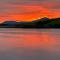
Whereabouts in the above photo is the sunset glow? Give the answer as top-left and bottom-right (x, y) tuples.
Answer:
(0, 0), (60, 22)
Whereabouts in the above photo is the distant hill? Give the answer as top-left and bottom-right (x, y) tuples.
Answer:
(0, 17), (60, 28)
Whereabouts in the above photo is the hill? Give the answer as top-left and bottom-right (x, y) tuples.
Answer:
(0, 17), (60, 28)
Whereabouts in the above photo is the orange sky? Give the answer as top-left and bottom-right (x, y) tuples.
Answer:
(0, 0), (60, 22)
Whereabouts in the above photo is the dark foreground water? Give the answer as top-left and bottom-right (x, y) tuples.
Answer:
(0, 28), (60, 60)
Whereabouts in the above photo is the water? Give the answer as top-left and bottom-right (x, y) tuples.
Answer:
(0, 28), (60, 60)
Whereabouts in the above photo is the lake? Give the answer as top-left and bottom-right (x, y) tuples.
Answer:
(0, 28), (60, 60)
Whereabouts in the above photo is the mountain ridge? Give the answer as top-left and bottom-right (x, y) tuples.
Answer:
(0, 17), (60, 28)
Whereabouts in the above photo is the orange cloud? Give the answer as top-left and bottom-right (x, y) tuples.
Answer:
(0, 4), (60, 22)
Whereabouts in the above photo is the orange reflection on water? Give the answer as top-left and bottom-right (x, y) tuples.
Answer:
(0, 29), (59, 52)
(16, 33), (56, 48)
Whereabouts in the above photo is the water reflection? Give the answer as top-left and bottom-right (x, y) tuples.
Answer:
(0, 29), (60, 60)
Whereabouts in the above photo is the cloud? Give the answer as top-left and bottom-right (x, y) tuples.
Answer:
(38, 2), (60, 10)
(0, 0), (59, 21)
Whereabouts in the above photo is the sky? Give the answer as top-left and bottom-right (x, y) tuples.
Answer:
(0, 0), (60, 22)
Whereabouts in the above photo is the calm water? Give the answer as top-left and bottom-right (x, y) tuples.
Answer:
(0, 28), (60, 60)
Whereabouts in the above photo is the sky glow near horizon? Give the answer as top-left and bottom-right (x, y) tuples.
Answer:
(0, 0), (60, 22)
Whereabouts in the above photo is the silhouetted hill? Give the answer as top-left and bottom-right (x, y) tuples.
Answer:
(32, 17), (49, 23)
(44, 18), (60, 28)
(0, 17), (60, 28)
